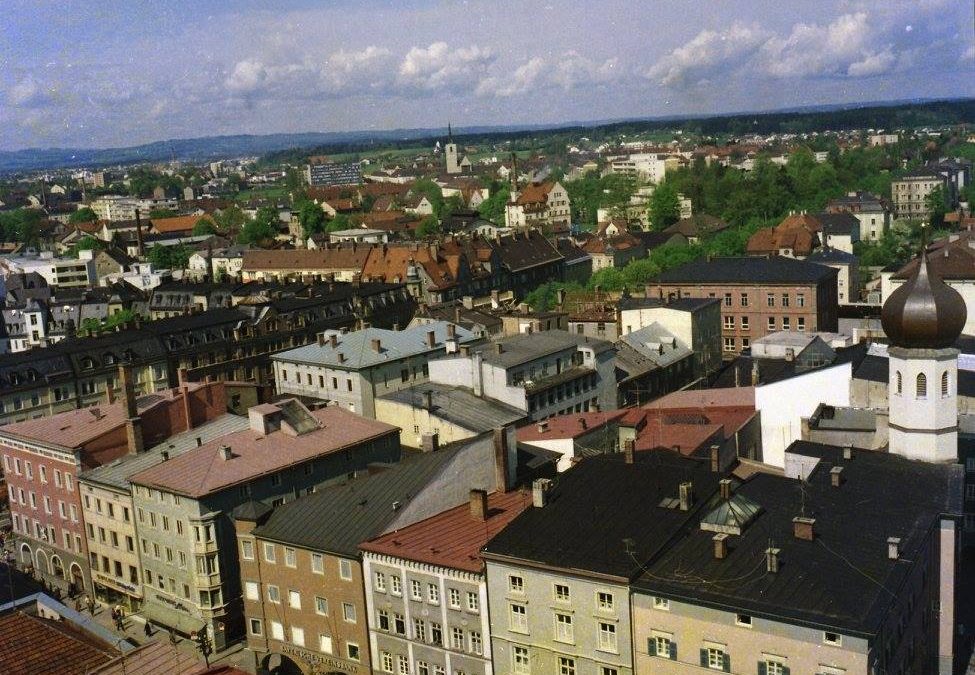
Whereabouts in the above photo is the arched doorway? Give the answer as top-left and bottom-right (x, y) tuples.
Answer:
(260, 653), (306, 675)
(19, 543), (32, 565)
(51, 555), (65, 580)
(35, 549), (49, 575)
(69, 563), (85, 592)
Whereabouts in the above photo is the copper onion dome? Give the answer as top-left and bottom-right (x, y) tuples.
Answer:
(881, 245), (967, 349)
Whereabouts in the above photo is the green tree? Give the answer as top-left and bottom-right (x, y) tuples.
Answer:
(213, 205), (247, 234)
(69, 235), (105, 258)
(925, 186), (947, 229)
(296, 200), (326, 237)
(416, 215), (441, 238)
(648, 182), (681, 230)
(192, 217), (217, 236)
(237, 207), (279, 245)
(147, 244), (190, 270)
(477, 184), (510, 224)
(325, 214), (352, 233)
(148, 208), (179, 219)
(68, 207), (98, 224)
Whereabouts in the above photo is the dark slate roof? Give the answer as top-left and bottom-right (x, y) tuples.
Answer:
(482, 451), (720, 580)
(816, 212), (860, 236)
(378, 383), (526, 432)
(251, 445), (465, 556)
(806, 247), (857, 264)
(713, 343), (867, 388)
(618, 296), (718, 312)
(636, 441), (963, 636)
(496, 231), (564, 272)
(658, 256), (837, 285)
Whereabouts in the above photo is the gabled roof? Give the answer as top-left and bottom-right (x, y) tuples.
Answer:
(495, 230), (563, 272)
(149, 215), (208, 234)
(514, 181), (555, 206)
(663, 214), (729, 238)
(517, 410), (627, 442)
(242, 247), (370, 271)
(0, 612), (117, 674)
(360, 490), (533, 573)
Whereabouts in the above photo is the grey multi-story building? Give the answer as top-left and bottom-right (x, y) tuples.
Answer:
(128, 400), (400, 649)
(304, 162), (362, 187)
(428, 330), (618, 421)
(482, 451), (720, 675)
(272, 322), (477, 418)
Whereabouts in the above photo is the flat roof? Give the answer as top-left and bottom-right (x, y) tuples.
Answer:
(378, 383), (526, 432)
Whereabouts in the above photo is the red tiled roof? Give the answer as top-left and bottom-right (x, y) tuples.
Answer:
(242, 247), (370, 272)
(0, 612), (117, 674)
(90, 640), (203, 675)
(150, 215), (209, 234)
(514, 181), (555, 206)
(360, 490), (533, 573)
(517, 411), (628, 442)
(130, 405), (397, 498)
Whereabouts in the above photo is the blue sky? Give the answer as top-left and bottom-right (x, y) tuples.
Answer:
(1, 0), (972, 150)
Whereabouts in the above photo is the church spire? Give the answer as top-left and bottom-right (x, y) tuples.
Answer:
(448, 122), (453, 143)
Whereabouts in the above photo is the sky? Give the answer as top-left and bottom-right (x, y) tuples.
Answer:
(1, 0), (973, 151)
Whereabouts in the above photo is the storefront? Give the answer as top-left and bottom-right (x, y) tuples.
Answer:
(92, 571), (142, 612)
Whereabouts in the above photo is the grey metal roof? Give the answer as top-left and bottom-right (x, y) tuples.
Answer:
(475, 330), (613, 369)
(621, 323), (693, 368)
(272, 321), (477, 370)
(79, 414), (249, 491)
(252, 444), (466, 556)
(699, 492), (763, 535)
(378, 383), (526, 432)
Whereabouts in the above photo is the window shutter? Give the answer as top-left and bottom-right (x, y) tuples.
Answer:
(758, 662), (767, 675)
(670, 641), (677, 660)
(724, 654), (731, 673)
(648, 638), (657, 656)
(781, 666), (790, 675)
(700, 649), (709, 668)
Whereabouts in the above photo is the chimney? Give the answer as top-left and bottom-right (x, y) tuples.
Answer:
(105, 385), (115, 405)
(493, 428), (511, 493)
(785, 348), (795, 362)
(579, 418), (588, 430)
(678, 481), (693, 511)
(710, 445), (720, 472)
(338, 352), (346, 363)
(329, 334), (338, 348)
(447, 323), (456, 339)
(623, 439), (635, 464)
(830, 465), (844, 487)
(317, 333), (325, 347)
(532, 478), (552, 508)
(537, 421), (548, 433)
(426, 330), (436, 348)
(469, 489), (488, 521)
(713, 533), (729, 560)
(793, 516), (816, 541)
(766, 547), (781, 572)
(843, 445), (853, 460)
(750, 362), (760, 386)
(421, 432), (439, 453)
(495, 343), (504, 355)
(462, 296), (474, 309)
(118, 365), (143, 454)
(195, 437), (203, 447)
(887, 536), (901, 560)
(588, 401), (600, 413)
(219, 445), (232, 460)
(160, 450), (170, 461)
(423, 390), (433, 410)
(181, 382), (194, 433)
(719, 478), (732, 500)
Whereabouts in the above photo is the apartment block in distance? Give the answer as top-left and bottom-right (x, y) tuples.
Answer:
(651, 256), (838, 358)
(304, 161), (363, 187)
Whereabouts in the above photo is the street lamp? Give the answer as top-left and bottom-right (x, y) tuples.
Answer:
(190, 629), (212, 668)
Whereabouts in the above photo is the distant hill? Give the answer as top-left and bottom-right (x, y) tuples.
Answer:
(2, 98), (973, 174)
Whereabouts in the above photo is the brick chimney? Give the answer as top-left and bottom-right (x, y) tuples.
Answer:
(710, 444), (720, 472)
(329, 334), (338, 348)
(469, 489), (488, 521)
(719, 478), (732, 500)
(623, 439), (635, 464)
(421, 432), (439, 453)
(494, 343), (504, 355)
(713, 533), (729, 559)
(793, 516), (816, 541)
(426, 330), (436, 348)
(423, 390), (433, 410)
(317, 333), (325, 347)
(371, 338), (382, 352)
(446, 323), (456, 339)
(532, 478), (552, 508)
(493, 428), (510, 493)
(118, 365), (143, 454)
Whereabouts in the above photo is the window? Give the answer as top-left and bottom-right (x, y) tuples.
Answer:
(466, 591), (479, 612)
(413, 618), (427, 642)
(653, 596), (670, 610)
(394, 613), (406, 635)
(249, 618), (263, 636)
(513, 645), (531, 674)
(942, 371), (950, 398)
(598, 622), (617, 652)
(723, 316), (735, 330)
(397, 656), (409, 675)
(740, 316), (749, 330)
(797, 293), (805, 307)
(559, 657), (576, 675)
(469, 631), (482, 655)
(263, 543), (275, 563)
(288, 589), (301, 609)
(782, 316), (790, 330)
(411, 579), (422, 600)
(377, 609), (390, 630)
(346, 643), (360, 662)
(602, 669), (619, 675)
(510, 603), (528, 632)
(766, 293), (775, 307)
(431, 622), (442, 645)
(650, 633), (675, 659)
(916, 373), (927, 398)
(391, 575), (402, 596)
(417, 662), (429, 675)
(554, 584), (570, 602)
(765, 660), (787, 675)
(267, 585), (281, 603)
(451, 627), (464, 650)
(319, 634), (333, 654)
(740, 293), (749, 307)
(339, 558), (352, 580)
(270, 473), (281, 487)
(291, 626), (305, 647)
(427, 583), (439, 603)
(315, 596), (328, 615)
(381, 652), (394, 673)
(597, 591), (615, 611)
(448, 587), (460, 607)
(374, 571), (386, 591)
(703, 647), (728, 671)
(797, 317), (805, 331)
(767, 317), (776, 331)
(241, 540), (254, 560)
(723, 337), (735, 352)
(270, 621), (284, 640)
(342, 602), (356, 623)
(736, 614), (752, 627)
(554, 613), (573, 643)
(311, 552), (324, 574)
(723, 293), (732, 307)
(896, 370), (903, 395)
(781, 293), (789, 307)
(284, 547), (296, 567)
(823, 632), (842, 646)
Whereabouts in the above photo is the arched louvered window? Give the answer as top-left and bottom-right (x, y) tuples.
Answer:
(916, 373), (927, 399)
(895, 371), (902, 395)
(942, 371), (949, 398)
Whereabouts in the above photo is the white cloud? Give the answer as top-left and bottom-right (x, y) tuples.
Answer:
(552, 52), (619, 90)
(323, 46), (392, 92)
(225, 59), (268, 94)
(760, 12), (873, 78)
(397, 42), (495, 91)
(8, 76), (47, 107)
(847, 49), (897, 77)
(476, 57), (546, 97)
(646, 22), (770, 86)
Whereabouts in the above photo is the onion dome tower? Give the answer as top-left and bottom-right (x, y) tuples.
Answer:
(881, 242), (967, 462)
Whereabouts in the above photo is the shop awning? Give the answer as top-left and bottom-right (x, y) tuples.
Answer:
(142, 601), (206, 636)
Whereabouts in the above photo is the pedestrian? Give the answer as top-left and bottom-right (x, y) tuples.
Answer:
(144, 622), (152, 638)
(74, 598), (82, 613)
(86, 596), (95, 615)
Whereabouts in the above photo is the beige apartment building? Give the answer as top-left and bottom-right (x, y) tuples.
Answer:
(891, 169), (946, 220)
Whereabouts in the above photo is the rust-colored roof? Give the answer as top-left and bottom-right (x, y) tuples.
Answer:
(360, 490), (533, 573)
(90, 640), (203, 675)
(0, 612), (117, 674)
(323, 198), (356, 211)
(514, 181), (555, 206)
(242, 247), (370, 271)
(150, 215), (209, 234)
(130, 405), (397, 498)
(746, 218), (819, 256)
(894, 233), (975, 281)
(363, 245), (465, 291)
(517, 411), (628, 442)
